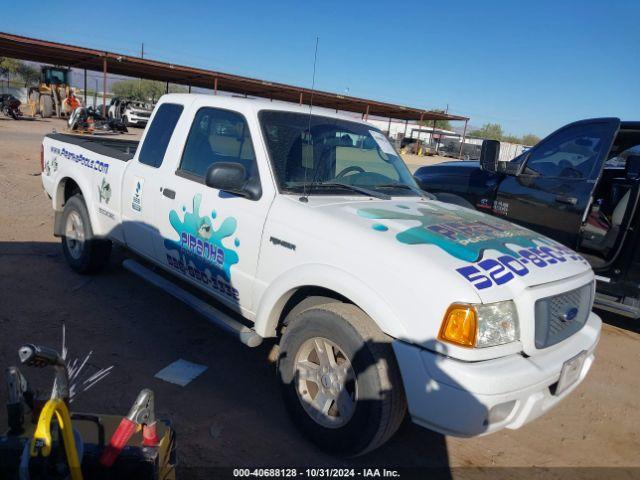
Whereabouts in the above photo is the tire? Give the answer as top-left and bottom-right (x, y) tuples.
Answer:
(61, 194), (112, 274)
(40, 95), (53, 118)
(278, 303), (406, 456)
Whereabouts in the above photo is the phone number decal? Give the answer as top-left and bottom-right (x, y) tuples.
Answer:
(456, 244), (586, 290)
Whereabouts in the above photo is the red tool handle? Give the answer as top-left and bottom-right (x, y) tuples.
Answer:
(99, 417), (137, 467)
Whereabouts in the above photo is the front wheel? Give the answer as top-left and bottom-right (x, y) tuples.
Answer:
(278, 303), (406, 456)
(61, 194), (112, 274)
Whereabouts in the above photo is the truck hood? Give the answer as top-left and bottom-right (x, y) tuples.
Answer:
(303, 196), (592, 304)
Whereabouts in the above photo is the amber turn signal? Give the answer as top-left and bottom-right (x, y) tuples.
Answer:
(438, 304), (477, 348)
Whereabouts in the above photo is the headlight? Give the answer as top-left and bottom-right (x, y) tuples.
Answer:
(439, 301), (519, 348)
(475, 301), (519, 348)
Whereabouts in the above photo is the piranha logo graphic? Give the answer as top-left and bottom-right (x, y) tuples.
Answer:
(357, 203), (586, 290)
(164, 194), (240, 300)
(98, 178), (111, 204)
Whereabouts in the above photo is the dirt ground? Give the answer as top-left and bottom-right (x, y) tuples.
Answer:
(0, 117), (639, 475)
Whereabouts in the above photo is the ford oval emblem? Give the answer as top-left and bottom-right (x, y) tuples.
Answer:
(561, 307), (579, 322)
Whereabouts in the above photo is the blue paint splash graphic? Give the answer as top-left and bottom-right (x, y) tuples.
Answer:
(372, 223), (389, 232)
(358, 204), (543, 263)
(164, 194), (239, 282)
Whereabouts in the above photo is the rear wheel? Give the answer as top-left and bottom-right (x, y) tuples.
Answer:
(278, 303), (406, 456)
(39, 95), (53, 118)
(61, 194), (112, 274)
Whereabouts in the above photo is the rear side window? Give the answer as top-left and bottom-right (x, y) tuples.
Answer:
(179, 107), (258, 180)
(138, 103), (183, 168)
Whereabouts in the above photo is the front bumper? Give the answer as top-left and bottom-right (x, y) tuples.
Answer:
(393, 311), (601, 437)
(126, 114), (149, 125)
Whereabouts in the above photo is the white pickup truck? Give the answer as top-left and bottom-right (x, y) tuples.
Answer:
(41, 94), (601, 455)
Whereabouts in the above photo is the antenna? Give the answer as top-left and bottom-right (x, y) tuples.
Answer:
(300, 36), (319, 203)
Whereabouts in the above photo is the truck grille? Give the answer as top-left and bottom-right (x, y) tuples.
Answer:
(534, 282), (593, 349)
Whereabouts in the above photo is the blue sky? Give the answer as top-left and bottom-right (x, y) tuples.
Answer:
(3, 0), (638, 136)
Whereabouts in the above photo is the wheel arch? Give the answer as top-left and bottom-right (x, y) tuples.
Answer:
(253, 264), (407, 340)
(53, 175), (96, 237)
(54, 176), (83, 211)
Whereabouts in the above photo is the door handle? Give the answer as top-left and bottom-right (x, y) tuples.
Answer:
(162, 188), (176, 199)
(555, 195), (577, 205)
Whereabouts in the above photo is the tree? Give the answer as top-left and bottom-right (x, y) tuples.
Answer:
(0, 57), (19, 80)
(502, 134), (521, 144)
(15, 62), (40, 87)
(521, 133), (541, 146)
(469, 123), (504, 141)
(421, 109), (452, 131)
(112, 79), (187, 103)
(468, 121), (541, 145)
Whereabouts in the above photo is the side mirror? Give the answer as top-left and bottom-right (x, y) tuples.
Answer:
(480, 140), (500, 173)
(205, 162), (261, 200)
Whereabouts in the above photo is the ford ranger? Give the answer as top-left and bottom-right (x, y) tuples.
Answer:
(41, 94), (601, 455)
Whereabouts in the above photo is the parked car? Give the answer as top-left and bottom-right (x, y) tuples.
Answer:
(41, 94), (601, 455)
(414, 118), (640, 318)
(107, 97), (153, 127)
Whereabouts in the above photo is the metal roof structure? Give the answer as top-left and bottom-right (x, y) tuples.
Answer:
(0, 32), (468, 123)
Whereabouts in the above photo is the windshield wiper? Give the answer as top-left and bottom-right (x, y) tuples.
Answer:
(303, 182), (391, 200)
(374, 183), (436, 200)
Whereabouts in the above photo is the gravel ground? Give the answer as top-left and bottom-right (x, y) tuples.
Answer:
(0, 117), (639, 476)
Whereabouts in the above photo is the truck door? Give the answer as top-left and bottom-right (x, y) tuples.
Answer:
(121, 103), (184, 260)
(494, 118), (620, 248)
(152, 105), (274, 315)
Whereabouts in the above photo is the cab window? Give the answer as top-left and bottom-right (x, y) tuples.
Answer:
(179, 107), (258, 182)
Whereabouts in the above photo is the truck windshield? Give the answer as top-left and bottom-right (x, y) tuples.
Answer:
(259, 110), (421, 196)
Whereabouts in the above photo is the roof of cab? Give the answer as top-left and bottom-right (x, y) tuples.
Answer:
(157, 93), (373, 126)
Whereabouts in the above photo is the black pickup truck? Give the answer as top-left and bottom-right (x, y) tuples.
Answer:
(414, 118), (640, 318)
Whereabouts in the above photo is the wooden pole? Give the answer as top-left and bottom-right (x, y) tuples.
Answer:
(433, 119), (439, 154)
(458, 119), (468, 160)
(418, 113), (424, 154)
(102, 57), (107, 112)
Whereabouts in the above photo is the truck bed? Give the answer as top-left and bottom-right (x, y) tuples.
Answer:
(46, 133), (138, 161)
